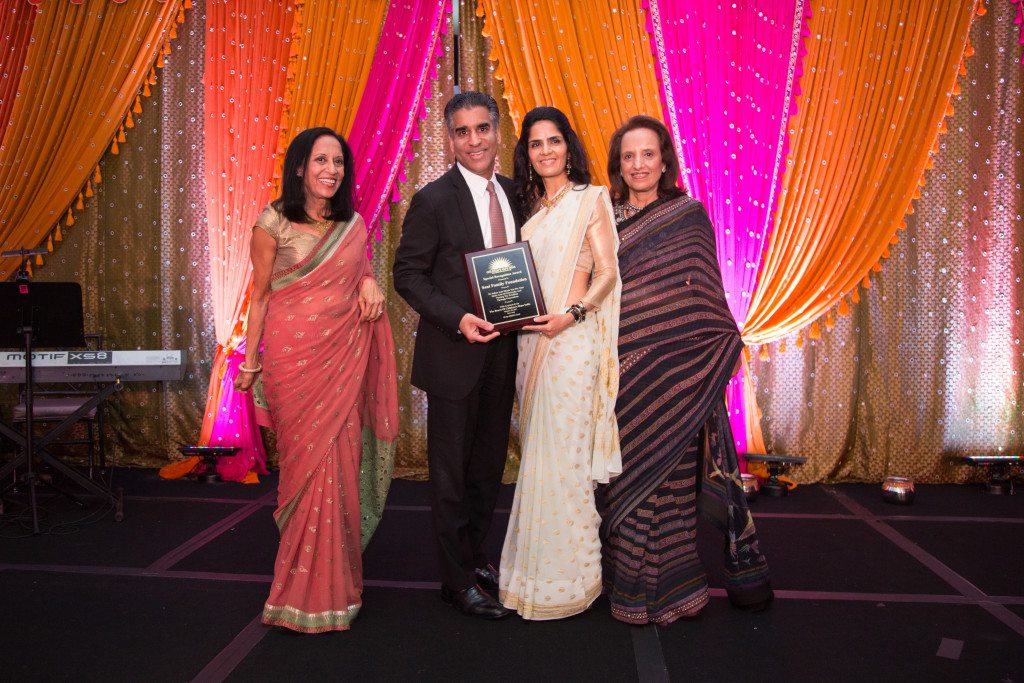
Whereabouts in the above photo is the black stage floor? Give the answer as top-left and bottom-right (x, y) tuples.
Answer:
(1, 468), (1022, 682)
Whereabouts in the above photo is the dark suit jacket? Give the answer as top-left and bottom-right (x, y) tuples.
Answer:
(393, 166), (521, 400)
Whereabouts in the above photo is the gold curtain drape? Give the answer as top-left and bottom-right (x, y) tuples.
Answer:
(742, 0), (979, 345)
(274, 0), (387, 183)
(0, 0), (182, 280)
(475, 0), (663, 185)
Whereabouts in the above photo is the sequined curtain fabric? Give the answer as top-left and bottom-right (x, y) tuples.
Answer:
(750, 5), (1023, 483)
(0, 2), (35, 141)
(197, 0), (297, 476)
(475, 0), (663, 186)
(5, 3), (214, 468)
(644, 0), (812, 457)
(346, 0), (451, 236)
(743, 1), (978, 345)
(203, 0), (296, 347)
(379, 21), (452, 480)
(645, 0), (810, 326)
(275, 0), (386, 171)
(385, 1), (524, 479)
(0, 0), (183, 280)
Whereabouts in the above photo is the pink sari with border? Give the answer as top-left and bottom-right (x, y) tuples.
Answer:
(258, 212), (398, 633)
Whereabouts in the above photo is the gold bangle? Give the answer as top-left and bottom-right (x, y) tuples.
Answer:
(238, 363), (263, 373)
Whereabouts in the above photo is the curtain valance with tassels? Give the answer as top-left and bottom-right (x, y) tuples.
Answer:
(0, 0), (184, 280)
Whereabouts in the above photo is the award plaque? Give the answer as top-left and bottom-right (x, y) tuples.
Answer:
(464, 241), (546, 333)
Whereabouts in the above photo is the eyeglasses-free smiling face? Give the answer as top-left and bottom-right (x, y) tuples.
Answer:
(301, 135), (345, 208)
(618, 127), (665, 199)
(527, 119), (569, 180)
(448, 105), (499, 178)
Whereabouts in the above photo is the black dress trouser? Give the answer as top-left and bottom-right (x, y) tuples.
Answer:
(426, 334), (517, 591)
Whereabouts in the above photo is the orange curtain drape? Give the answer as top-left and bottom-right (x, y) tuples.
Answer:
(274, 0), (387, 186)
(203, 0), (297, 349)
(476, 0), (663, 185)
(195, 0), (298, 455)
(195, 1), (387, 456)
(741, 1), (978, 345)
(0, 0), (182, 280)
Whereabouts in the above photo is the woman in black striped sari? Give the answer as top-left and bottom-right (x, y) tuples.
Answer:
(600, 116), (772, 625)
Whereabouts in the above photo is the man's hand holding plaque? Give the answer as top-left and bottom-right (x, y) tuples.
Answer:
(464, 241), (546, 334)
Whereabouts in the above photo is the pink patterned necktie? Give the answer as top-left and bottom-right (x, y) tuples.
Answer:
(487, 181), (507, 247)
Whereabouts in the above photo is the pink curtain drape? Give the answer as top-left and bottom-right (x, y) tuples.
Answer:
(349, 0), (451, 238)
(1010, 0), (1023, 63)
(645, 0), (812, 456)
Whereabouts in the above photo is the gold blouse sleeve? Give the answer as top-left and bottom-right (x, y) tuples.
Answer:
(254, 204), (282, 238)
(578, 190), (619, 311)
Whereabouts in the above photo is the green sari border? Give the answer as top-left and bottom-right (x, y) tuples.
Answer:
(263, 602), (360, 633)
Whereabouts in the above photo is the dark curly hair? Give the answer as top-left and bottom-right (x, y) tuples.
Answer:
(607, 115), (685, 205)
(274, 127), (355, 223)
(513, 106), (591, 215)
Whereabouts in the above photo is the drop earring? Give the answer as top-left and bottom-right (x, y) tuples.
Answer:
(566, 156), (572, 178)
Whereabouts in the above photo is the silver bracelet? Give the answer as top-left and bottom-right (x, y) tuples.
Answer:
(566, 303), (586, 324)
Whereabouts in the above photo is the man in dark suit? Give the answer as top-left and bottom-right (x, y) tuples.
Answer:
(393, 91), (520, 619)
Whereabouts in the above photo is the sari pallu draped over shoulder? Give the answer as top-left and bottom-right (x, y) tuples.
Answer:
(258, 213), (398, 633)
(601, 196), (771, 616)
(500, 185), (621, 621)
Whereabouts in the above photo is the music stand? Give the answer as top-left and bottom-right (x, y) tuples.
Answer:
(0, 282), (124, 533)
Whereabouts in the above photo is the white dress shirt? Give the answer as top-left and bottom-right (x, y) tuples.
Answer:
(456, 162), (516, 248)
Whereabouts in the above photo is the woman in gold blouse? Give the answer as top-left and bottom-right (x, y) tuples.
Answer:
(234, 127), (398, 633)
(498, 107), (622, 620)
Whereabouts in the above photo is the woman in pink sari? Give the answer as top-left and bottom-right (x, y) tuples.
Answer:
(235, 127), (398, 633)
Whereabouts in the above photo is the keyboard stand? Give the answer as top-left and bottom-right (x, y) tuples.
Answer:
(0, 381), (125, 529)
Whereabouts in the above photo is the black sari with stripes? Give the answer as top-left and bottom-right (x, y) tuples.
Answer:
(600, 195), (772, 624)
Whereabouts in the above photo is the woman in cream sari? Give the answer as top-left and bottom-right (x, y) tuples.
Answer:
(499, 107), (621, 620)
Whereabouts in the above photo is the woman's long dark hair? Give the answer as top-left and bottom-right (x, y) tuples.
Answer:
(513, 107), (591, 215)
(607, 115), (685, 205)
(275, 127), (355, 223)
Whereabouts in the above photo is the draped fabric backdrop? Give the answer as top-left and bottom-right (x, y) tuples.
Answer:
(743, 1), (979, 345)
(1, 1), (1019, 484)
(645, 0), (979, 457)
(750, 3), (1023, 483)
(476, 0), (664, 185)
(0, 0), (183, 280)
(0, 2), (35, 147)
(2, 2), (214, 467)
(644, 0), (812, 457)
(198, 0), (296, 480)
(195, 0), (450, 480)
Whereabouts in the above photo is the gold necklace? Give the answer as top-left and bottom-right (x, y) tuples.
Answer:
(538, 182), (573, 211)
(310, 219), (333, 235)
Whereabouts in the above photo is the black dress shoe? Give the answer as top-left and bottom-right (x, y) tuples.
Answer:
(474, 563), (500, 590)
(730, 590), (775, 613)
(441, 584), (511, 620)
